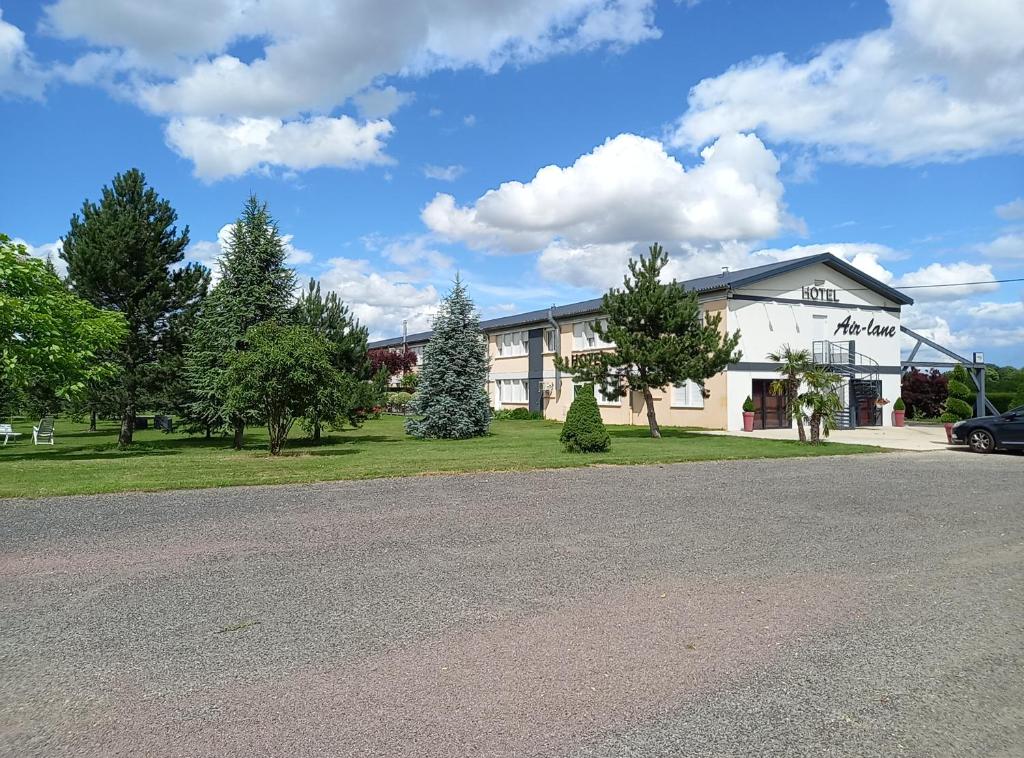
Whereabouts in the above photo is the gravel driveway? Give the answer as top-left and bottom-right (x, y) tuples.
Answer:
(1, 451), (1022, 757)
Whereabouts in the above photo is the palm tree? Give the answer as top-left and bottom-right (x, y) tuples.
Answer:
(799, 368), (845, 443)
(768, 345), (812, 442)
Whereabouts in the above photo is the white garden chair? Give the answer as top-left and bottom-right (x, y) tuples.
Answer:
(33, 417), (55, 445)
(0, 423), (22, 446)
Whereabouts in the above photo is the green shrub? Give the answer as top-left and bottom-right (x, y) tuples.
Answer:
(389, 391), (414, 412)
(560, 384), (611, 453)
(493, 407), (542, 420)
(1011, 383), (1024, 411)
(742, 395), (755, 412)
(893, 397), (905, 411)
(986, 391), (1017, 413)
(939, 365), (975, 422)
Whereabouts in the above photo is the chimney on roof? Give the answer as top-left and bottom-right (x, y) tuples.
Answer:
(721, 266), (729, 276)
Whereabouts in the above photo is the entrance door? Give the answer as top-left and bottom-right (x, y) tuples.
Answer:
(751, 379), (789, 430)
(852, 379), (882, 426)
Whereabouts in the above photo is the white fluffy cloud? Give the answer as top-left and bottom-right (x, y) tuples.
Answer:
(671, 0), (1024, 164)
(13, 237), (66, 276)
(165, 116), (394, 181)
(423, 164), (465, 182)
(185, 223), (315, 281)
(976, 232), (1024, 260)
(42, 0), (657, 116)
(353, 86), (413, 119)
(424, 132), (788, 255)
(895, 261), (999, 300)
(967, 301), (1024, 321)
(35, 1), (658, 177)
(995, 198), (1024, 221)
(319, 257), (439, 339)
(0, 9), (45, 98)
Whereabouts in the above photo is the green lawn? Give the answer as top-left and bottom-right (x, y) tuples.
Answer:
(0, 416), (884, 499)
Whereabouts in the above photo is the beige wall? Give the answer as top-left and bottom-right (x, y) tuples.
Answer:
(486, 300), (730, 429)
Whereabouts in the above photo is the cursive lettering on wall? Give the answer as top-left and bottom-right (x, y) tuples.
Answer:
(833, 315), (897, 338)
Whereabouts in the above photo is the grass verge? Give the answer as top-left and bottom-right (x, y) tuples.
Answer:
(0, 415), (884, 499)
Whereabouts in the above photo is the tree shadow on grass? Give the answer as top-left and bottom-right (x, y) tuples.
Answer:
(607, 427), (708, 440)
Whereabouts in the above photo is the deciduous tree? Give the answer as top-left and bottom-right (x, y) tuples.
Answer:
(1, 234), (126, 407)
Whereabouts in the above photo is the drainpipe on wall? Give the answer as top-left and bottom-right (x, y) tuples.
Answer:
(547, 305), (561, 394)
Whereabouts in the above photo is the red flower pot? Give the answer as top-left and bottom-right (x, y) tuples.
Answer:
(893, 409), (905, 427)
(944, 422), (953, 444)
(742, 411), (755, 432)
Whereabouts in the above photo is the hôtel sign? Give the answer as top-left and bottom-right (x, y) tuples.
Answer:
(801, 285), (838, 303)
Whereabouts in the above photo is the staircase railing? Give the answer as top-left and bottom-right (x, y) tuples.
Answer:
(811, 340), (881, 429)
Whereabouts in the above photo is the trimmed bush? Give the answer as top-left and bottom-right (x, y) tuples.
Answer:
(742, 395), (755, 412)
(560, 384), (611, 453)
(893, 397), (905, 411)
(939, 365), (975, 423)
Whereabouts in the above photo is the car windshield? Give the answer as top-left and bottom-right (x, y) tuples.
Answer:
(1009, 405), (1024, 415)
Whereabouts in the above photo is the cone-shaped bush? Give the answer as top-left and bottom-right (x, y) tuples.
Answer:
(939, 364), (975, 422)
(560, 384), (611, 453)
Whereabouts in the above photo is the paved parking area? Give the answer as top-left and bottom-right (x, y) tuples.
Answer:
(706, 423), (951, 450)
(1, 451), (1022, 756)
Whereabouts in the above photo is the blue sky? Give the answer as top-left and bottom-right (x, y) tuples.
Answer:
(1, 0), (1022, 362)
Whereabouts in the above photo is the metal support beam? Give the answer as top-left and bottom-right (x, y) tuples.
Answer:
(900, 326), (973, 365)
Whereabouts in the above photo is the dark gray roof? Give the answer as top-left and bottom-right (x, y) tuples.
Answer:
(368, 252), (913, 348)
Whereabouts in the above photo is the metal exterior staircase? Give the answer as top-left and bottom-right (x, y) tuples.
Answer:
(811, 340), (881, 429)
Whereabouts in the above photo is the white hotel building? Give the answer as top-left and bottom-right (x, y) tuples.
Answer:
(370, 253), (914, 431)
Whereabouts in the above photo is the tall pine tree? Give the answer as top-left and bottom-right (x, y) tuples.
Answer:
(292, 278), (370, 440)
(61, 169), (208, 447)
(183, 196), (295, 448)
(554, 243), (741, 438)
(405, 276), (491, 439)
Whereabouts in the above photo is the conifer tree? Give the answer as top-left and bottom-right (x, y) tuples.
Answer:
(560, 384), (611, 452)
(183, 196), (295, 448)
(292, 278), (370, 440)
(405, 276), (491, 439)
(940, 364), (976, 422)
(60, 169), (208, 447)
(554, 243), (741, 438)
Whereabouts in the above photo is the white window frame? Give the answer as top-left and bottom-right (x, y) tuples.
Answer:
(671, 379), (705, 409)
(543, 328), (557, 353)
(576, 381), (621, 407)
(495, 378), (529, 407)
(495, 330), (528, 358)
(573, 319), (613, 351)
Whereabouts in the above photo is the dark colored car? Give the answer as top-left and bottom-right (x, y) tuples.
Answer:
(951, 405), (1024, 453)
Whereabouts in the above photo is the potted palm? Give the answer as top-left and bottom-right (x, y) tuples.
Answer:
(892, 397), (906, 427)
(742, 395), (755, 432)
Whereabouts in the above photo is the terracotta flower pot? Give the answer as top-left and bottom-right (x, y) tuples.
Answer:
(944, 422), (953, 444)
(742, 411), (755, 432)
(893, 409), (905, 427)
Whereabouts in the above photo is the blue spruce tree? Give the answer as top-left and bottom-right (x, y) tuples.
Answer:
(406, 276), (491, 439)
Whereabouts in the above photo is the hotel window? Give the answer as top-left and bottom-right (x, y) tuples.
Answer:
(544, 328), (557, 353)
(573, 319), (613, 351)
(408, 344), (425, 366)
(496, 330), (528, 358)
(671, 380), (705, 409)
(497, 378), (529, 406)
(583, 382), (621, 406)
